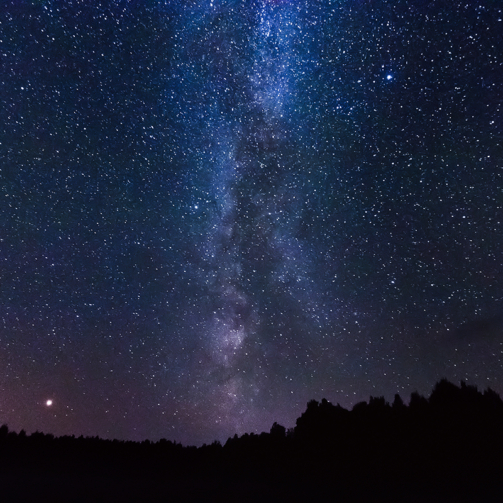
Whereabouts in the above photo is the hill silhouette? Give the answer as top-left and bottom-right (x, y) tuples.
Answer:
(1, 379), (503, 502)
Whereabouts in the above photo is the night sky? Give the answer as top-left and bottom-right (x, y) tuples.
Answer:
(1, 0), (502, 446)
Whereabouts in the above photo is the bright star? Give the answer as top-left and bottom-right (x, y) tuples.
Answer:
(46, 399), (53, 406)
(387, 74), (393, 80)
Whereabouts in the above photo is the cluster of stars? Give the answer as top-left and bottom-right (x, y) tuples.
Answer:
(0, 0), (501, 446)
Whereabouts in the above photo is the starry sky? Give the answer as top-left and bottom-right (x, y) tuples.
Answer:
(1, 0), (502, 446)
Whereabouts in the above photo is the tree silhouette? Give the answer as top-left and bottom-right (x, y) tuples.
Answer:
(1, 380), (503, 502)
(270, 422), (286, 439)
(392, 393), (405, 410)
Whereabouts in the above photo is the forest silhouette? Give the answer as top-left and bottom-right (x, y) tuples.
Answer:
(1, 379), (503, 502)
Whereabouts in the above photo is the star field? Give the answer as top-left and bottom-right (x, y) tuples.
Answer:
(0, 0), (502, 445)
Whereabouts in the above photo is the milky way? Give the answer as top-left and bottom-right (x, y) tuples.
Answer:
(1, 0), (502, 445)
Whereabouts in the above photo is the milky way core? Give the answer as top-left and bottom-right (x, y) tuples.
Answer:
(1, 0), (502, 445)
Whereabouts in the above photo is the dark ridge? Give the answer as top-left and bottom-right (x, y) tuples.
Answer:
(1, 379), (503, 502)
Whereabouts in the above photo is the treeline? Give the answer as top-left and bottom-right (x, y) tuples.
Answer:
(1, 379), (503, 502)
